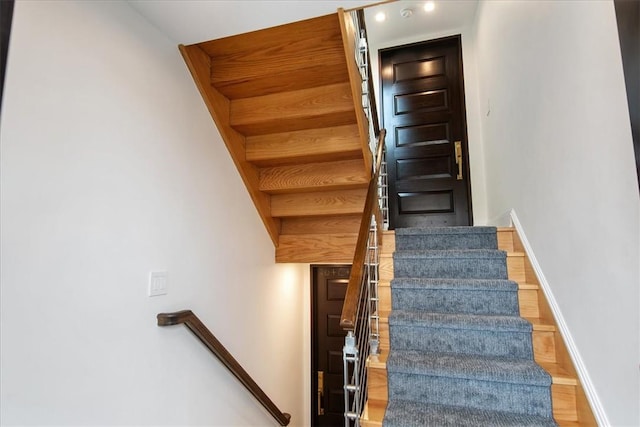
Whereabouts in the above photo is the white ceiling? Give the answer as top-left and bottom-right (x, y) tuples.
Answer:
(128, 0), (371, 45)
(364, 1), (479, 47)
(128, 0), (479, 47)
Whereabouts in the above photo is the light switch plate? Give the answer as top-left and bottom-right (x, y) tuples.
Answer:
(148, 271), (168, 297)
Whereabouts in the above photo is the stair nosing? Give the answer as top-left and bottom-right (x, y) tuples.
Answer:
(386, 349), (552, 386)
(391, 277), (519, 291)
(383, 400), (558, 426)
(393, 249), (507, 259)
(388, 310), (532, 332)
(395, 226), (498, 235)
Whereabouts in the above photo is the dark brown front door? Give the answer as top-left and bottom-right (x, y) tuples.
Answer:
(381, 35), (472, 228)
(311, 265), (350, 426)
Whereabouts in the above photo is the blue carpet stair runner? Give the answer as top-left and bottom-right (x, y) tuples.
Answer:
(383, 226), (557, 427)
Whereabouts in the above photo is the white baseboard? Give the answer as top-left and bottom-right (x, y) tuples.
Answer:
(509, 209), (610, 426)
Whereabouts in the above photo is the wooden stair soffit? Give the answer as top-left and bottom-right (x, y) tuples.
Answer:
(178, 12), (372, 263)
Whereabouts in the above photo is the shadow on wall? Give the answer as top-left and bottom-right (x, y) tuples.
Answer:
(613, 0), (640, 190)
(0, 0), (15, 114)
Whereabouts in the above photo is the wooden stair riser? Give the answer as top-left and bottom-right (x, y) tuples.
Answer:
(378, 284), (391, 318)
(361, 400), (385, 427)
(552, 384), (579, 422)
(230, 83), (357, 136)
(506, 253), (527, 283)
(259, 159), (368, 194)
(275, 233), (357, 263)
(270, 189), (367, 218)
(497, 229), (516, 252)
(379, 254), (393, 283)
(215, 66), (351, 100)
(280, 215), (361, 235)
(245, 125), (362, 167)
(367, 366), (388, 402)
(378, 319), (389, 351)
(518, 288), (541, 318)
(381, 231), (395, 255)
(532, 330), (557, 364)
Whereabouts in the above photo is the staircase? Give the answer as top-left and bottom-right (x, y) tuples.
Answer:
(363, 227), (597, 426)
(179, 12), (372, 263)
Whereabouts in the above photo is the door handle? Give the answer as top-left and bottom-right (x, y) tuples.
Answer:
(317, 371), (325, 415)
(454, 141), (463, 180)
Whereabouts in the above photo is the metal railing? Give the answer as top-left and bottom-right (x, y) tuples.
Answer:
(349, 8), (388, 231)
(340, 130), (386, 427)
(342, 211), (380, 426)
(351, 9), (381, 160)
(339, 8), (388, 426)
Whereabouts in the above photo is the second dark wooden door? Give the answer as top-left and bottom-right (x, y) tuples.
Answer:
(381, 36), (472, 228)
(312, 265), (351, 426)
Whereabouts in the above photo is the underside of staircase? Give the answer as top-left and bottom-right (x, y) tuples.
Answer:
(180, 12), (371, 263)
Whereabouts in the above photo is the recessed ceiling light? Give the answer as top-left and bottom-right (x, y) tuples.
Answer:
(424, 1), (436, 12)
(375, 11), (386, 22)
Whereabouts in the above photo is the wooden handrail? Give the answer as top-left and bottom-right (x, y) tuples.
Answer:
(340, 129), (386, 330)
(157, 310), (291, 426)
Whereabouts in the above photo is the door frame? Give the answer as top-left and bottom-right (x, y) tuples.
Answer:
(378, 34), (473, 227)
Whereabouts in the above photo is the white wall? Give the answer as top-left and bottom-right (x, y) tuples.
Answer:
(473, 1), (639, 425)
(0, 1), (307, 425)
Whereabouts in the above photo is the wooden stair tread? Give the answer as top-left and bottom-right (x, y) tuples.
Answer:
(526, 317), (556, 332)
(539, 362), (577, 385)
(367, 349), (388, 369)
(556, 421), (580, 427)
(506, 251), (526, 257)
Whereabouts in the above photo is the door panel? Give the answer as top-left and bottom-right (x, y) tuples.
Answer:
(381, 36), (472, 228)
(312, 265), (351, 427)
